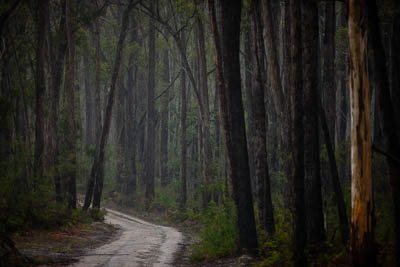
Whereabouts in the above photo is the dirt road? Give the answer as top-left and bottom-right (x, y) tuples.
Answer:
(71, 209), (183, 267)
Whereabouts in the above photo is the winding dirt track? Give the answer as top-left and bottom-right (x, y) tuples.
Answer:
(71, 209), (183, 267)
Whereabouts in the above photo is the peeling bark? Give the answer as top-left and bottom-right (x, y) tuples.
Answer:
(348, 1), (376, 265)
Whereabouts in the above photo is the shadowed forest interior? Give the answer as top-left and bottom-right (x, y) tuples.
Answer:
(1, 0), (400, 266)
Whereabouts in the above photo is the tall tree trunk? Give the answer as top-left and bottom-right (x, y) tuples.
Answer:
(160, 42), (169, 187)
(33, 0), (48, 183)
(208, 0), (258, 254)
(145, 0), (156, 209)
(83, 1), (134, 211)
(251, 0), (275, 235)
(390, 4), (400, 139)
(195, 13), (213, 207)
(348, 1), (376, 265)
(94, 18), (102, 139)
(366, 0), (400, 264)
(320, 105), (349, 243)
(126, 43), (137, 204)
(83, 47), (93, 147)
(289, 0), (306, 265)
(322, 2), (336, 147)
(47, 1), (66, 203)
(243, 22), (257, 199)
(65, 0), (76, 209)
(261, 0), (284, 120)
(301, 0), (325, 245)
(180, 30), (187, 210)
(282, 0), (293, 214)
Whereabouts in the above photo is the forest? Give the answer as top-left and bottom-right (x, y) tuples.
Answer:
(0, 0), (399, 266)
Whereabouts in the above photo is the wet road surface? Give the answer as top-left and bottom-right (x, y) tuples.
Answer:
(71, 209), (182, 267)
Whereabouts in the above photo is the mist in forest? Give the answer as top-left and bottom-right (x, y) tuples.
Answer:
(1, 0), (400, 266)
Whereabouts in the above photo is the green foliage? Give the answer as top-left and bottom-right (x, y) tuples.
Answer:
(258, 205), (293, 267)
(190, 200), (238, 262)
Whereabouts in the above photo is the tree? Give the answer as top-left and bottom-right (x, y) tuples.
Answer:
(179, 29), (187, 211)
(160, 38), (170, 188)
(33, 0), (48, 183)
(46, 0), (67, 203)
(65, 0), (77, 209)
(348, 1), (376, 265)
(208, 0), (258, 254)
(322, 1), (336, 146)
(251, 0), (275, 235)
(301, 0), (325, 245)
(83, 0), (134, 211)
(289, 0), (306, 265)
(195, 10), (213, 207)
(145, 0), (156, 209)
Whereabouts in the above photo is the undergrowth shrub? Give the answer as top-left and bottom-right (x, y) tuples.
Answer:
(190, 200), (238, 262)
(258, 205), (293, 266)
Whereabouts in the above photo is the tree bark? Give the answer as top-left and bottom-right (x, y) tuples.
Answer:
(289, 0), (306, 265)
(145, 0), (156, 209)
(208, 0), (258, 254)
(84, 1), (134, 211)
(33, 0), (48, 183)
(322, 2), (336, 147)
(180, 29), (187, 211)
(243, 21), (257, 199)
(83, 45), (93, 147)
(195, 12), (213, 207)
(348, 1), (376, 265)
(65, 0), (77, 209)
(261, 0), (284, 119)
(320, 105), (349, 243)
(47, 1), (66, 203)
(94, 18), (102, 139)
(301, 0), (325, 245)
(390, 4), (400, 139)
(126, 38), (137, 203)
(251, 0), (275, 235)
(160, 41), (169, 187)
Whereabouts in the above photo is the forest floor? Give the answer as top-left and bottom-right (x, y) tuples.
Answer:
(104, 202), (262, 267)
(12, 220), (118, 266)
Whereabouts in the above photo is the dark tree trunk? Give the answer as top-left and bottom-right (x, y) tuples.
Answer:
(83, 47), (93, 147)
(208, 0), (258, 254)
(195, 13), (213, 207)
(289, 0), (306, 265)
(301, 0), (325, 245)
(251, 0), (275, 235)
(160, 43), (169, 187)
(126, 45), (137, 203)
(390, 4), (400, 139)
(243, 22), (256, 198)
(33, 0), (48, 183)
(322, 2), (336, 147)
(94, 18), (102, 139)
(261, 0), (284, 120)
(65, 0), (76, 210)
(145, 0), (156, 209)
(367, 0), (400, 264)
(47, 1), (66, 203)
(84, 1), (134, 211)
(213, 76), (220, 178)
(180, 30), (187, 210)
(338, 4), (348, 144)
(348, 1), (376, 265)
(320, 105), (349, 243)
(282, 0), (293, 214)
